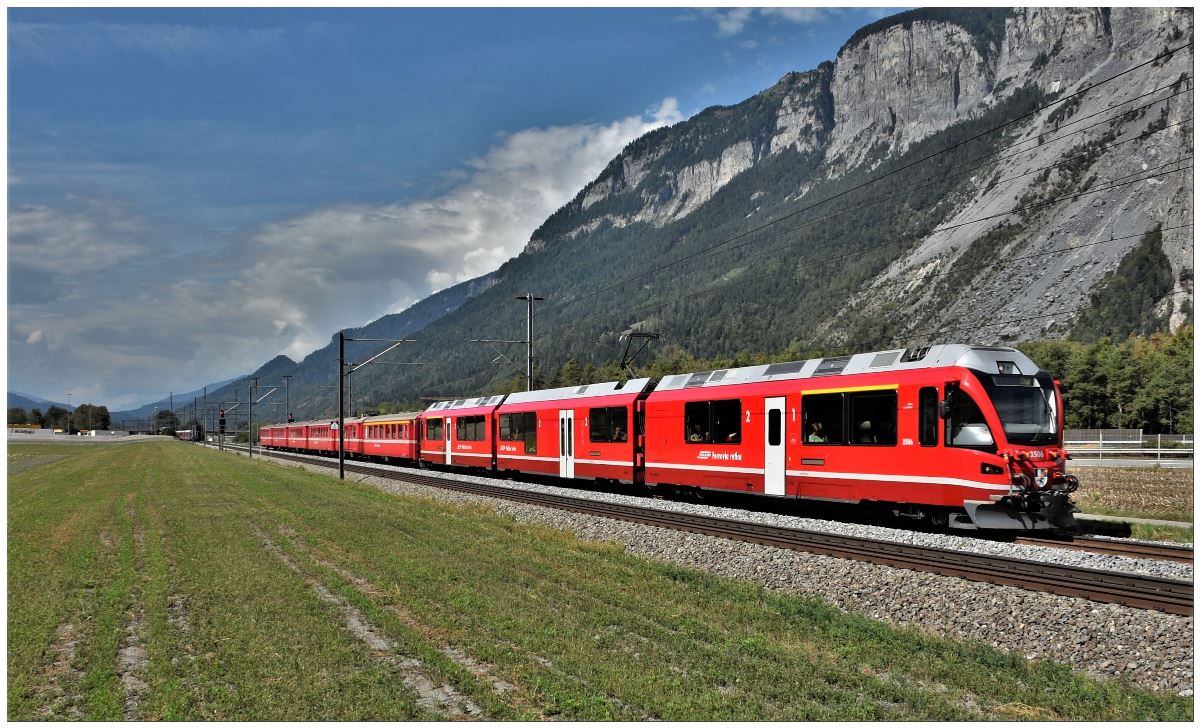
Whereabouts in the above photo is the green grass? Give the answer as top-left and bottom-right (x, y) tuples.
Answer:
(8, 442), (1193, 720)
(1129, 523), (1194, 544)
(1082, 505), (1195, 525)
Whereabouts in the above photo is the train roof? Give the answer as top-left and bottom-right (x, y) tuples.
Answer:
(359, 411), (422, 423)
(425, 395), (505, 413)
(502, 378), (653, 406)
(652, 345), (1040, 392)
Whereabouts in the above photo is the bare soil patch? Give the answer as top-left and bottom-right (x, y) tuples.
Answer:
(9, 454), (68, 474)
(36, 622), (84, 719)
(118, 526), (150, 720)
(1074, 467), (1194, 519)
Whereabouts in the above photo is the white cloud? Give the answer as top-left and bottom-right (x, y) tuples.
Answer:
(761, 8), (830, 26)
(7, 98), (686, 408)
(704, 7), (832, 37)
(8, 198), (149, 274)
(710, 8), (753, 36)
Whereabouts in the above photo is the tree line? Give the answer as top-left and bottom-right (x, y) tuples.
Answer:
(7, 403), (111, 432)
(1021, 328), (1193, 433)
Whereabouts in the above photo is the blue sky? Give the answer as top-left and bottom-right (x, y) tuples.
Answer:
(8, 6), (901, 409)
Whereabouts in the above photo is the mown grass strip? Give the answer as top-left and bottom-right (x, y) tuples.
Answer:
(7, 444), (124, 719)
(8, 442), (1194, 721)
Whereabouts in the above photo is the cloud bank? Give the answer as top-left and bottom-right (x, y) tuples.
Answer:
(8, 99), (683, 408)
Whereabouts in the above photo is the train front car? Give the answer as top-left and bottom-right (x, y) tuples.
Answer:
(948, 347), (1078, 531)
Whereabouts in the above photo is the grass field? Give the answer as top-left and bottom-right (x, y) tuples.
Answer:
(7, 441), (1192, 720)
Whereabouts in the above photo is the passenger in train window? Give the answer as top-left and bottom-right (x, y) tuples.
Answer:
(856, 420), (876, 444)
(612, 424), (626, 441)
(878, 418), (896, 445)
(807, 422), (826, 443)
(688, 424), (704, 442)
(724, 431), (739, 442)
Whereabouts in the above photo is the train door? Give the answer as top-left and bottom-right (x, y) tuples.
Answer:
(558, 409), (575, 478)
(444, 416), (453, 465)
(764, 397), (786, 495)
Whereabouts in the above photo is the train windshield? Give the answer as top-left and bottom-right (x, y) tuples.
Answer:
(981, 372), (1059, 445)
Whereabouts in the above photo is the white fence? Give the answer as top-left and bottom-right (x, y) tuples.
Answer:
(1064, 429), (1193, 466)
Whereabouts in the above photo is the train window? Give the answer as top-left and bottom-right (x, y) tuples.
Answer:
(589, 407), (629, 442)
(768, 409), (781, 447)
(426, 418), (443, 440)
(848, 391), (897, 445)
(946, 391), (995, 450)
(499, 412), (537, 453)
(456, 415), (486, 441)
(802, 393), (844, 444)
(683, 399), (741, 444)
(919, 388), (938, 446)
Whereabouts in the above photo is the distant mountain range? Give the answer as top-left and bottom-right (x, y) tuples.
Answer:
(8, 391), (72, 413)
(108, 271), (497, 425)
(108, 375), (246, 423)
(113, 7), (1196, 425)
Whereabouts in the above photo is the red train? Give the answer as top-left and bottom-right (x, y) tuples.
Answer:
(259, 344), (1079, 531)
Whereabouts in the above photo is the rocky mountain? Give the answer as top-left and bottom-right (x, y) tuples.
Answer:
(171, 7), (1196, 422)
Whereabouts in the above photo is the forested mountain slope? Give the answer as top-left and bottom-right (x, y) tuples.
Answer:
(163, 8), (1195, 423)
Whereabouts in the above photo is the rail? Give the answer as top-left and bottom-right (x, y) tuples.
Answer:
(217, 444), (1193, 616)
(1014, 535), (1194, 563)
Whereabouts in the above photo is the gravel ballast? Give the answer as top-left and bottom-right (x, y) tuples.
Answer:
(224, 447), (1195, 696)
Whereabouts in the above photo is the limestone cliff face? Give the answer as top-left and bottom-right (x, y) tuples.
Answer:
(825, 21), (995, 170)
(520, 7), (1192, 340)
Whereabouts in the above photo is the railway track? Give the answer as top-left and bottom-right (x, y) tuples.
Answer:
(216, 444), (1193, 616)
(1015, 534), (1194, 563)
